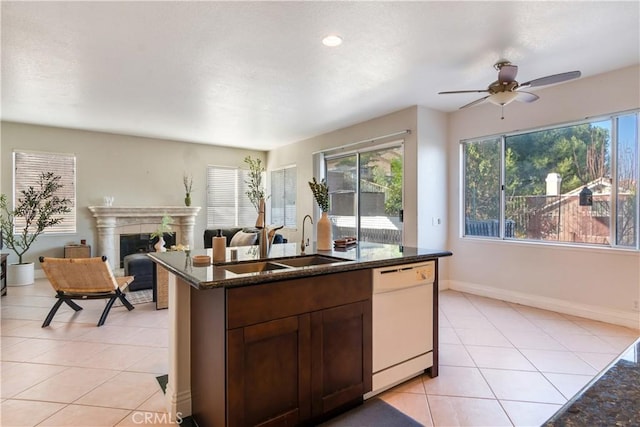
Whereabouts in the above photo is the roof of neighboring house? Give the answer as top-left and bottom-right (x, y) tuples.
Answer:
(563, 177), (612, 197)
(537, 176), (635, 213)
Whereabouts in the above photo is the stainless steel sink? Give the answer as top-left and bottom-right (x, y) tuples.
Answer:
(273, 255), (351, 268)
(220, 255), (352, 275)
(222, 261), (290, 275)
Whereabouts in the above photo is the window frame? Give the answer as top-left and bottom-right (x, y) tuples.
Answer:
(13, 150), (77, 234)
(206, 165), (260, 229)
(461, 110), (639, 251)
(323, 140), (405, 245)
(270, 165), (297, 228)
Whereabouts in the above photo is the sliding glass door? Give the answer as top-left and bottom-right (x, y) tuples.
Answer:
(325, 144), (403, 244)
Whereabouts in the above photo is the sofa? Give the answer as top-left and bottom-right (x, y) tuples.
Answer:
(203, 227), (286, 249)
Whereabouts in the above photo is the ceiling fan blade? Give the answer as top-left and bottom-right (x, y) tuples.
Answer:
(519, 71), (581, 89)
(515, 91), (539, 103)
(498, 65), (518, 83)
(438, 89), (489, 95)
(459, 96), (489, 109)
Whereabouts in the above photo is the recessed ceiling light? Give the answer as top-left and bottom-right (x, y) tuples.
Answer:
(322, 35), (343, 47)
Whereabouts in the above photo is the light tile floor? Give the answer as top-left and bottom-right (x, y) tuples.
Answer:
(377, 291), (640, 426)
(1, 279), (638, 426)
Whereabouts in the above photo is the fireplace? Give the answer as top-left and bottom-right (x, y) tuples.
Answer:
(119, 233), (177, 268)
(88, 206), (201, 270)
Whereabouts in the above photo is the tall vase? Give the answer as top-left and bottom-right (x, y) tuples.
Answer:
(184, 193), (192, 207)
(317, 212), (332, 250)
(255, 198), (265, 228)
(154, 236), (167, 252)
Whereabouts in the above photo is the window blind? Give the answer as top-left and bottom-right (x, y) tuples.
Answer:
(207, 166), (259, 228)
(13, 150), (76, 233)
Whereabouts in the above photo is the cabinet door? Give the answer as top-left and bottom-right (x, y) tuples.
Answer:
(228, 314), (311, 427)
(310, 301), (372, 417)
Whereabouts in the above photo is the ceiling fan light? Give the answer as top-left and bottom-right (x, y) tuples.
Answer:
(488, 91), (518, 106)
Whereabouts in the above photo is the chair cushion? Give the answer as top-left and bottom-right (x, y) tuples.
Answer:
(229, 231), (258, 247)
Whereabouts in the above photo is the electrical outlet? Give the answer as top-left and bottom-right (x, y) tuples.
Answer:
(634, 300), (639, 311)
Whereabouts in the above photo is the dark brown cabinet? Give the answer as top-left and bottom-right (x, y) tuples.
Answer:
(228, 314), (311, 427)
(191, 269), (372, 427)
(311, 301), (372, 417)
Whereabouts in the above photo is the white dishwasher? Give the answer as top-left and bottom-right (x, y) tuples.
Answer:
(365, 261), (435, 399)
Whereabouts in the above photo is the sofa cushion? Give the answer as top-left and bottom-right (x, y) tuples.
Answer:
(229, 231), (258, 247)
(204, 228), (242, 248)
(204, 228), (287, 248)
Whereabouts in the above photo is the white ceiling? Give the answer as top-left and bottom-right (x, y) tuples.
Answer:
(2, 1), (639, 151)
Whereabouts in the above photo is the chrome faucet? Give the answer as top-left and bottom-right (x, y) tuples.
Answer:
(301, 214), (313, 253)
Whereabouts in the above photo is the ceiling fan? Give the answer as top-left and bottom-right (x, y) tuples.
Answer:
(439, 60), (581, 119)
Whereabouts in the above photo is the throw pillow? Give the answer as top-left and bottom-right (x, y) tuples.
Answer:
(229, 231), (258, 247)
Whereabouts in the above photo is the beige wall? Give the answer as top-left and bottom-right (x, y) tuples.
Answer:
(0, 122), (265, 266)
(446, 65), (640, 328)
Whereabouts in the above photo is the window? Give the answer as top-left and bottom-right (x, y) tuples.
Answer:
(325, 143), (404, 244)
(462, 112), (639, 249)
(615, 114), (638, 247)
(206, 166), (257, 228)
(14, 150), (76, 233)
(270, 166), (297, 227)
(463, 137), (501, 237)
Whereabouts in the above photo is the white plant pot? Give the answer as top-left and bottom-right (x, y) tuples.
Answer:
(154, 236), (167, 252)
(8, 262), (35, 286)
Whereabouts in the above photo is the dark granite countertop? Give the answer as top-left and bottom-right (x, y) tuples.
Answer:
(544, 337), (640, 426)
(148, 242), (452, 290)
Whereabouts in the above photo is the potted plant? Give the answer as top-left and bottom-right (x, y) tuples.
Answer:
(150, 214), (173, 252)
(183, 173), (193, 207)
(0, 172), (72, 285)
(244, 156), (268, 211)
(308, 177), (332, 250)
(244, 156), (269, 227)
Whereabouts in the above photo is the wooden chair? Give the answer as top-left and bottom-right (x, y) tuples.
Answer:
(39, 256), (135, 327)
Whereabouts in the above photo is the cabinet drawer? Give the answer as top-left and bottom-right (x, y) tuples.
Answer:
(227, 269), (371, 329)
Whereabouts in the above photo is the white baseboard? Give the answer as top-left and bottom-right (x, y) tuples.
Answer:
(447, 280), (640, 330)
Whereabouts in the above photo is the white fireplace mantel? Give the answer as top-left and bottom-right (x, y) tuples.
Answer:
(88, 206), (201, 269)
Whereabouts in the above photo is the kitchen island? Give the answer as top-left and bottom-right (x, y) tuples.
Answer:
(149, 242), (452, 426)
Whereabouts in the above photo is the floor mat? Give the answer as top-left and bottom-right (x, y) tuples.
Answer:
(113, 289), (153, 306)
(319, 398), (422, 427)
(156, 374), (168, 394)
